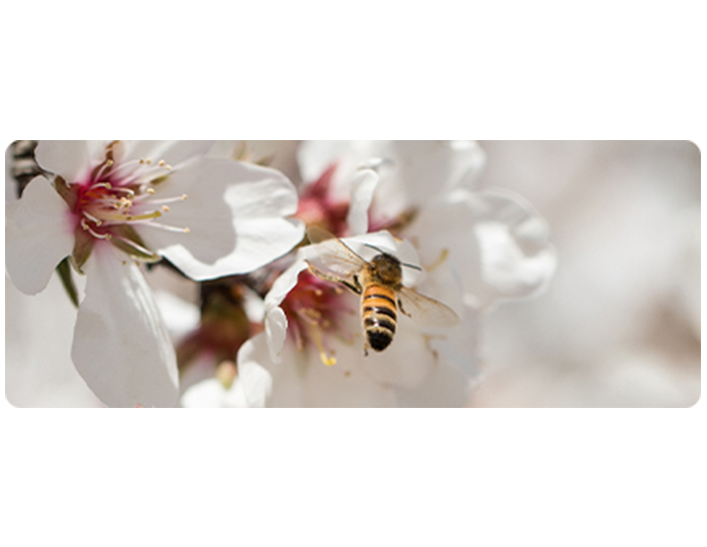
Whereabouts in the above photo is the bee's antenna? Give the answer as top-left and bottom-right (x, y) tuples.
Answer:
(363, 243), (388, 255)
(401, 262), (422, 271)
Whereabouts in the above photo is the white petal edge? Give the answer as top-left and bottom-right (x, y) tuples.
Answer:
(5, 175), (75, 294)
(71, 246), (179, 407)
(346, 168), (379, 236)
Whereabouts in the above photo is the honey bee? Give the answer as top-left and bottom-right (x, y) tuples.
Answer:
(305, 226), (459, 355)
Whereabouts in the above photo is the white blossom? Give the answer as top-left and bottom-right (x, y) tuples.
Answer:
(5, 140), (303, 407)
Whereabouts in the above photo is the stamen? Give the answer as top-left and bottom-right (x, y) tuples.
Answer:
(81, 211), (102, 226)
(139, 222), (190, 234)
(89, 182), (112, 191)
(93, 159), (114, 181)
(112, 235), (158, 258)
(97, 209), (162, 223)
(81, 219), (111, 240)
(162, 205), (170, 212)
(111, 187), (135, 197)
(107, 158), (142, 179)
(305, 322), (337, 366)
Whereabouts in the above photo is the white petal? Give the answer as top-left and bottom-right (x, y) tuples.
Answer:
(371, 141), (486, 217)
(182, 371), (267, 408)
(393, 358), (478, 408)
(345, 168), (379, 235)
(297, 140), (383, 202)
(181, 379), (227, 408)
(5, 175), (74, 294)
(35, 141), (105, 181)
(246, 333), (397, 408)
(71, 247), (179, 407)
(140, 158), (303, 280)
(224, 216), (304, 275)
(5, 274), (103, 407)
(405, 189), (557, 308)
(120, 140), (215, 168)
(263, 259), (307, 361)
(359, 316), (438, 389)
(265, 306), (288, 363)
(235, 343), (274, 407)
(297, 140), (359, 184)
(264, 257), (309, 309)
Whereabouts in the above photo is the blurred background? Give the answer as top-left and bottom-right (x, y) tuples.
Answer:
(471, 141), (700, 407)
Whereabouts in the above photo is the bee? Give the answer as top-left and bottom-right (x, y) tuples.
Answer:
(305, 226), (459, 355)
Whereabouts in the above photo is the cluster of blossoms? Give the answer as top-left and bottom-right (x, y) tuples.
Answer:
(5, 140), (556, 407)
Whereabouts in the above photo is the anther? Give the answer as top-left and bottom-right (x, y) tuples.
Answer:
(162, 205), (170, 212)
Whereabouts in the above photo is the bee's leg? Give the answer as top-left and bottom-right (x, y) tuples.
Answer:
(306, 261), (360, 294)
(351, 274), (363, 294)
(398, 297), (412, 318)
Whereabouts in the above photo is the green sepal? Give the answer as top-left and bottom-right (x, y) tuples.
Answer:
(109, 224), (161, 263)
(55, 257), (79, 308)
(54, 176), (77, 210)
(71, 225), (95, 274)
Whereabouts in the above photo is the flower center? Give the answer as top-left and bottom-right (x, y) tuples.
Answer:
(280, 271), (355, 366)
(59, 143), (192, 264)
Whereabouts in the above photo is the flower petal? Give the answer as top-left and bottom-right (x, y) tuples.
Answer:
(5, 274), (102, 407)
(346, 168), (379, 235)
(71, 246), (179, 407)
(120, 140), (216, 168)
(406, 188), (557, 309)
(371, 141), (486, 218)
(181, 379), (227, 408)
(181, 370), (267, 408)
(236, 343), (274, 407)
(246, 333), (397, 408)
(140, 158), (303, 280)
(35, 141), (106, 182)
(5, 175), (74, 294)
(358, 315), (437, 389)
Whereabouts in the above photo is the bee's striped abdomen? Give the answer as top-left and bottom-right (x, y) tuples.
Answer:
(362, 284), (398, 352)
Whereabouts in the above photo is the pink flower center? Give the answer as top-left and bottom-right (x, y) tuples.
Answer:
(60, 143), (191, 261)
(280, 271), (355, 366)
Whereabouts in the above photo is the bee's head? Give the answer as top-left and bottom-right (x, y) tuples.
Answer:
(370, 253), (403, 285)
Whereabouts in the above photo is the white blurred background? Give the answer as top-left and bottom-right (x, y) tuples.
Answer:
(471, 141), (700, 407)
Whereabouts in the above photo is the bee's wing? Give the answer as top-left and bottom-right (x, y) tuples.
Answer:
(397, 286), (460, 328)
(304, 226), (368, 289)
